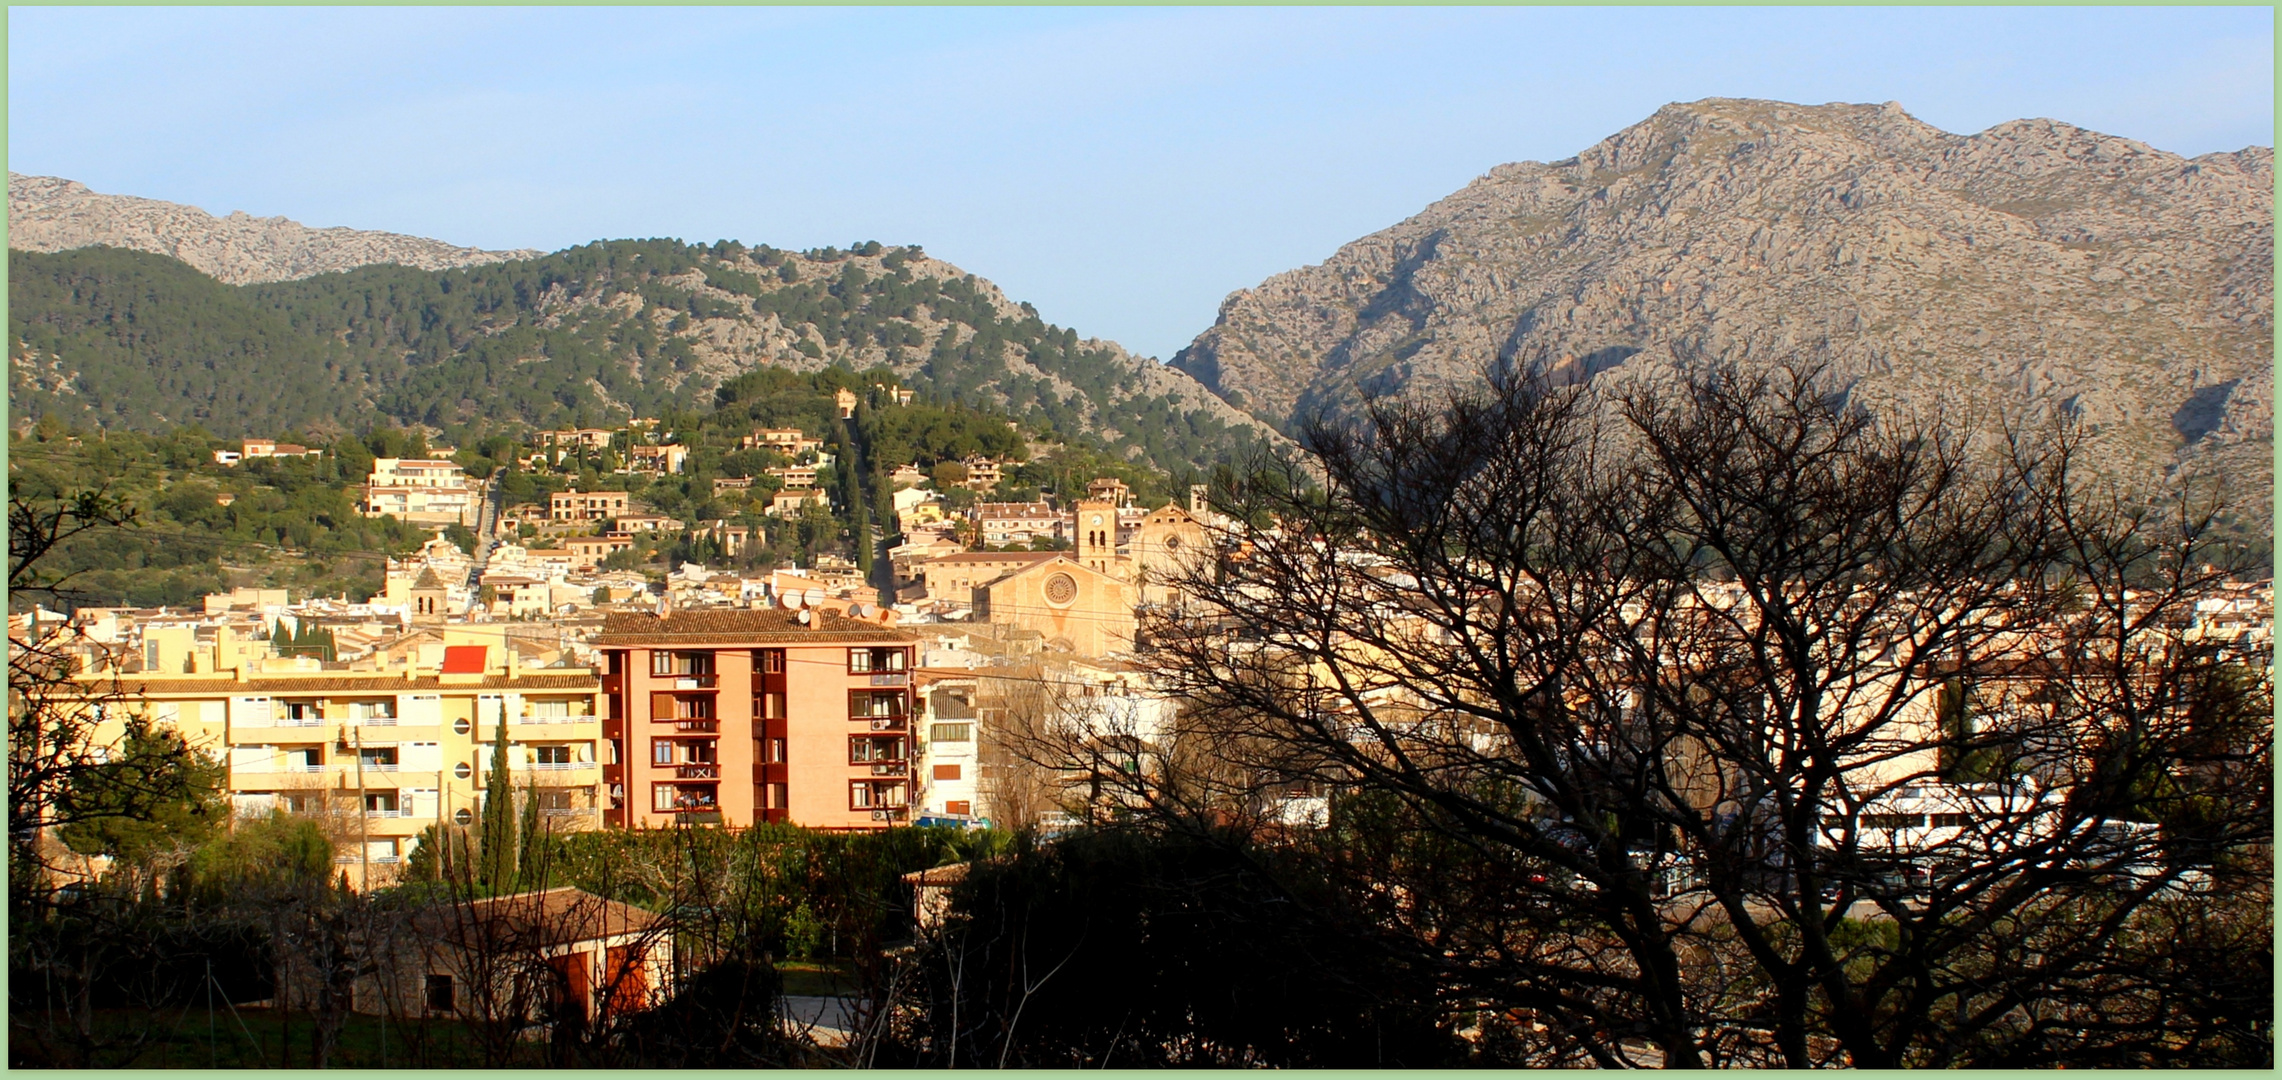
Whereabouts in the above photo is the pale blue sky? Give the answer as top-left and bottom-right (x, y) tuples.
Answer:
(9, 6), (2273, 360)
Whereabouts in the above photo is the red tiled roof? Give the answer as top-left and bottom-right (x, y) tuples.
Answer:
(89, 672), (601, 695)
(921, 552), (1059, 566)
(594, 608), (915, 645)
(440, 645), (488, 674)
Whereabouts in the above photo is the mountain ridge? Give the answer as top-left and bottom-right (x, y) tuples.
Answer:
(7, 172), (543, 284)
(1169, 98), (2272, 506)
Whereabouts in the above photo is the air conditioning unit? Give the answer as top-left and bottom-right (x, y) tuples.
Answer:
(870, 718), (898, 731)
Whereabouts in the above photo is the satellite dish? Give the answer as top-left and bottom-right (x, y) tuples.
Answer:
(779, 591), (801, 610)
(848, 602), (868, 618)
(802, 588), (824, 608)
(795, 608), (812, 626)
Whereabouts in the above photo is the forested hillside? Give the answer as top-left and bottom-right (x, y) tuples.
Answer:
(10, 240), (1276, 477)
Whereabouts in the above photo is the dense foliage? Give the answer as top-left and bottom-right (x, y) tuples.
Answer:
(10, 240), (1263, 478)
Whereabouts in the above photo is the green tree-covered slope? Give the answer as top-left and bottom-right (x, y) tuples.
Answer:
(10, 240), (1276, 476)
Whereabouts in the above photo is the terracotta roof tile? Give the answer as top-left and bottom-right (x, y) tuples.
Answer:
(594, 608), (915, 645)
(94, 673), (600, 694)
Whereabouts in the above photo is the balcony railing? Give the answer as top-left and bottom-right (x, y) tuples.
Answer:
(666, 719), (719, 733)
(540, 807), (598, 819)
(365, 809), (412, 819)
(519, 761), (595, 771)
(675, 764), (720, 780)
(287, 763), (326, 773)
(517, 712), (595, 724)
(277, 716), (326, 728)
(660, 674), (718, 690)
(356, 762), (401, 773)
(869, 761), (910, 777)
(867, 673), (909, 687)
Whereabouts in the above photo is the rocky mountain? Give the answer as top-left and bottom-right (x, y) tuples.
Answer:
(1171, 99), (2272, 506)
(10, 238), (1279, 476)
(8, 172), (541, 283)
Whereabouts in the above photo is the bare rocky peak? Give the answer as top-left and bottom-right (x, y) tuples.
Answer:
(1171, 98), (2272, 503)
(8, 172), (541, 284)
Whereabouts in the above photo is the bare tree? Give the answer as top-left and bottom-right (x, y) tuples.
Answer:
(1136, 363), (2271, 1067)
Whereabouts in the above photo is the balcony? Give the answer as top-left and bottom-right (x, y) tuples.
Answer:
(517, 712), (596, 725)
(665, 719), (719, 733)
(365, 808), (412, 819)
(868, 761), (910, 777)
(355, 762), (401, 774)
(276, 716), (326, 728)
(660, 674), (718, 691)
(675, 764), (720, 780)
(867, 673), (909, 688)
(520, 761), (595, 772)
(603, 674), (624, 696)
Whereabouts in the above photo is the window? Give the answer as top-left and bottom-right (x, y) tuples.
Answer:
(946, 800), (972, 816)
(850, 782), (874, 808)
(769, 738), (787, 764)
(1931, 813), (1973, 829)
(1861, 813), (1926, 830)
(426, 974), (455, 1012)
(366, 792), (399, 814)
(529, 699), (571, 720)
(852, 691), (907, 718)
(933, 764), (962, 781)
(930, 723), (972, 742)
(538, 789), (573, 812)
(850, 737), (905, 763)
(758, 649), (785, 674)
(848, 648), (908, 674)
(654, 784), (718, 812)
(535, 745), (572, 766)
(358, 748), (398, 771)
(760, 692), (785, 720)
(769, 782), (788, 808)
(653, 740), (674, 765)
(651, 650), (714, 676)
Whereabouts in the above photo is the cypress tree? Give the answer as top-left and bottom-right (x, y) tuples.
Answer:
(480, 711), (515, 893)
(517, 775), (544, 891)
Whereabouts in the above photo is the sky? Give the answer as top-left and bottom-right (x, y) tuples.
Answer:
(9, 6), (2273, 361)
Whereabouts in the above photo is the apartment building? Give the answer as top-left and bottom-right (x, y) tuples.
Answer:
(361, 458), (479, 525)
(593, 610), (918, 830)
(551, 490), (631, 522)
(67, 642), (605, 876)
